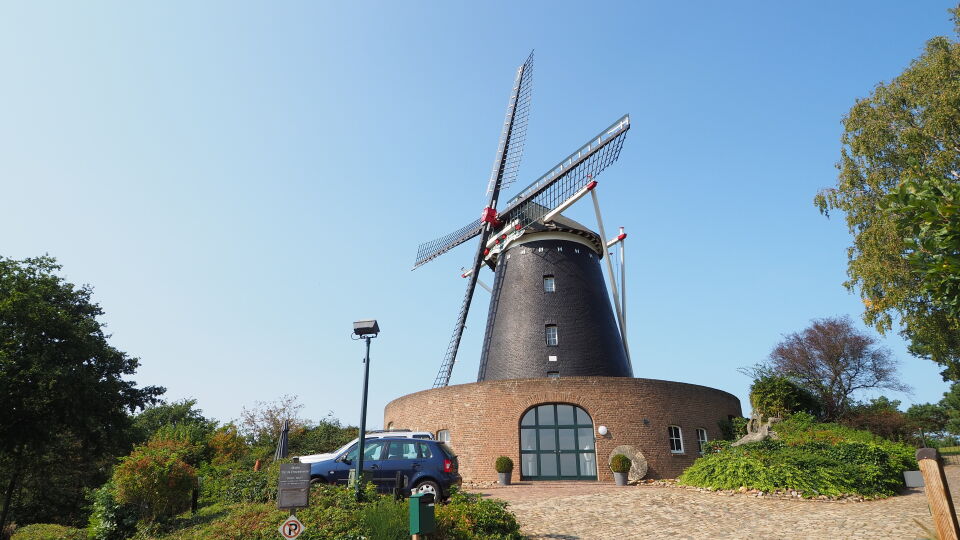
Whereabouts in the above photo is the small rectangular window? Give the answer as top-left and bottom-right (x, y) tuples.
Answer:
(437, 429), (450, 443)
(543, 275), (556, 292)
(668, 425), (683, 454)
(548, 355), (557, 362)
(696, 428), (708, 455)
(547, 371), (560, 379)
(545, 325), (558, 346)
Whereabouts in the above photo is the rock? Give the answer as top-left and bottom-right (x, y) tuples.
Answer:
(608, 445), (648, 481)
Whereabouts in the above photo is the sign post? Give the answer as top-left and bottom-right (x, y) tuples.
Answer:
(277, 461), (310, 537)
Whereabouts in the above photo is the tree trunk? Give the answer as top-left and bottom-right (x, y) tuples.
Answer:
(0, 447), (23, 536)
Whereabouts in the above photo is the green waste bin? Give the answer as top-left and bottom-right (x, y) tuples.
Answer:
(409, 492), (436, 535)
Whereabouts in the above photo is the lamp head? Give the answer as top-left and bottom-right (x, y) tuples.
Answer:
(353, 319), (380, 337)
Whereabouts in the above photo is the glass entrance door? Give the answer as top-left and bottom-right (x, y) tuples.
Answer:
(519, 404), (597, 480)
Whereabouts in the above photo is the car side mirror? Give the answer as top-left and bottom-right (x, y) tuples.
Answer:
(340, 456), (352, 465)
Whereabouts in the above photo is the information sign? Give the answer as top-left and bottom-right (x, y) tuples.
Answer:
(277, 463), (311, 509)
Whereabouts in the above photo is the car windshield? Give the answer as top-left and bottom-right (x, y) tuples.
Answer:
(343, 440), (385, 462)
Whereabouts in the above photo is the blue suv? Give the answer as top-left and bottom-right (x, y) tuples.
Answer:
(308, 437), (461, 500)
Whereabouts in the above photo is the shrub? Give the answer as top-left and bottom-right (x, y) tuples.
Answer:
(112, 439), (197, 522)
(436, 489), (523, 539)
(208, 424), (248, 465)
(679, 417), (917, 498)
(750, 376), (822, 419)
(87, 481), (138, 540)
(11, 524), (84, 540)
(495, 456), (514, 473)
(719, 416), (748, 440)
(610, 454), (631, 473)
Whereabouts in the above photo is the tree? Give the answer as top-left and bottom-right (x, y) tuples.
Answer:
(843, 396), (910, 441)
(749, 375), (822, 419)
(239, 394), (305, 446)
(814, 6), (960, 380)
(763, 316), (909, 421)
(133, 398), (217, 443)
(0, 255), (163, 530)
(939, 382), (960, 434)
(906, 402), (949, 445)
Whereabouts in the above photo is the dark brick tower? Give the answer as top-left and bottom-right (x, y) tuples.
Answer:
(476, 220), (632, 381)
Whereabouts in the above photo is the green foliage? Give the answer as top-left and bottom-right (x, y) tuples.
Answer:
(884, 176), (960, 319)
(814, 9), (960, 380)
(10, 523), (85, 540)
(680, 416), (917, 497)
(906, 402), (949, 438)
(112, 439), (197, 522)
(358, 499), (408, 540)
(495, 456), (513, 473)
(0, 255), (164, 530)
(87, 482), (138, 540)
(142, 484), (522, 540)
(287, 416), (357, 458)
(133, 399), (217, 444)
(750, 376), (822, 419)
(436, 489), (523, 540)
(609, 454), (631, 473)
(718, 417), (748, 441)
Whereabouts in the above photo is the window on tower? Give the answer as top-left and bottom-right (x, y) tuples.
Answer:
(545, 325), (558, 346)
(543, 275), (555, 292)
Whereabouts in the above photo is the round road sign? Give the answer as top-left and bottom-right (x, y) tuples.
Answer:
(278, 516), (305, 539)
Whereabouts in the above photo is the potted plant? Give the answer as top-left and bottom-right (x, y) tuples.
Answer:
(610, 454), (631, 486)
(495, 456), (514, 485)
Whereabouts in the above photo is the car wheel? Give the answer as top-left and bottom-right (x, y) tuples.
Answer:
(310, 477), (325, 485)
(412, 480), (440, 501)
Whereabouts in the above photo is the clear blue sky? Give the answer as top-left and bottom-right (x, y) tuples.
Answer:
(2, 1), (956, 427)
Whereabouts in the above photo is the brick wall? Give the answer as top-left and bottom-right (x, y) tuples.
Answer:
(384, 376), (742, 482)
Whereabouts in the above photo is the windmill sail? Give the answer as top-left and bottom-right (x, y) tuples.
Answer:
(413, 219), (483, 270)
(431, 52), (534, 388)
(497, 114), (630, 233)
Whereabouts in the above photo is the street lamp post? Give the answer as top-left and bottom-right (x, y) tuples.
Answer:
(352, 319), (380, 501)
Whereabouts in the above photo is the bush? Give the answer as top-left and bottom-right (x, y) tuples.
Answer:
(436, 489), (523, 539)
(719, 416), (748, 440)
(495, 456), (513, 473)
(750, 376), (822, 419)
(208, 425), (248, 465)
(87, 482), (138, 540)
(679, 416), (917, 498)
(112, 439), (197, 522)
(610, 454), (631, 473)
(11, 524), (85, 540)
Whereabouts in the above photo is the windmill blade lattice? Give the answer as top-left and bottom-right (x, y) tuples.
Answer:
(487, 51), (533, 193)
(413, 219), (483, 269)
(497, 114), (630, 233)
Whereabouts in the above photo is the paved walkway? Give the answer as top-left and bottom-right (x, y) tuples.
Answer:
(467, 468), (958, 539)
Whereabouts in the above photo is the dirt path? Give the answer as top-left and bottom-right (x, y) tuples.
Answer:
(467, 468), (955, 539)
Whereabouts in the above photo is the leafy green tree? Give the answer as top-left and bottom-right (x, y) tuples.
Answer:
(814, 6), (960, 380)
(939, 382), (960, 434)
(112, 439), (196, 522)
(749, 375), (822, 419)
(133, 398), (217, 443)
(906, 402), (949, 445)
(763, 316), (909, 421)
(0, 255), (163, 530)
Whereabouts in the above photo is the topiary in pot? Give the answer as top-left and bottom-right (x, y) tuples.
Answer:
(495, 456), (514, 485)
(610, 454), (632, 486)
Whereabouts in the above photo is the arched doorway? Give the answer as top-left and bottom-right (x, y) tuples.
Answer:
(519, 403), (597, 480)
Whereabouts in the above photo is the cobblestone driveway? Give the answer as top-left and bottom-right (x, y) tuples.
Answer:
(468, 467), (958, 539)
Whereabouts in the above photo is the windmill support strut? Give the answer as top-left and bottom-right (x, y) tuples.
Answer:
(590, 187), (631, 366)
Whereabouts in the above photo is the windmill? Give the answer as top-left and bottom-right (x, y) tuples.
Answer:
(414, 52), (631, 388)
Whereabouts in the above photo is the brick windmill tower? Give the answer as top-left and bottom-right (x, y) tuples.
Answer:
(386, 54), (740, 483)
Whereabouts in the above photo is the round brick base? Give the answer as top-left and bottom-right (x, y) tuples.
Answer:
(384, 376), (742, 483)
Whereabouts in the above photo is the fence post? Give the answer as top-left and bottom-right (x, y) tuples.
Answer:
(917, 448), (960, 540)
